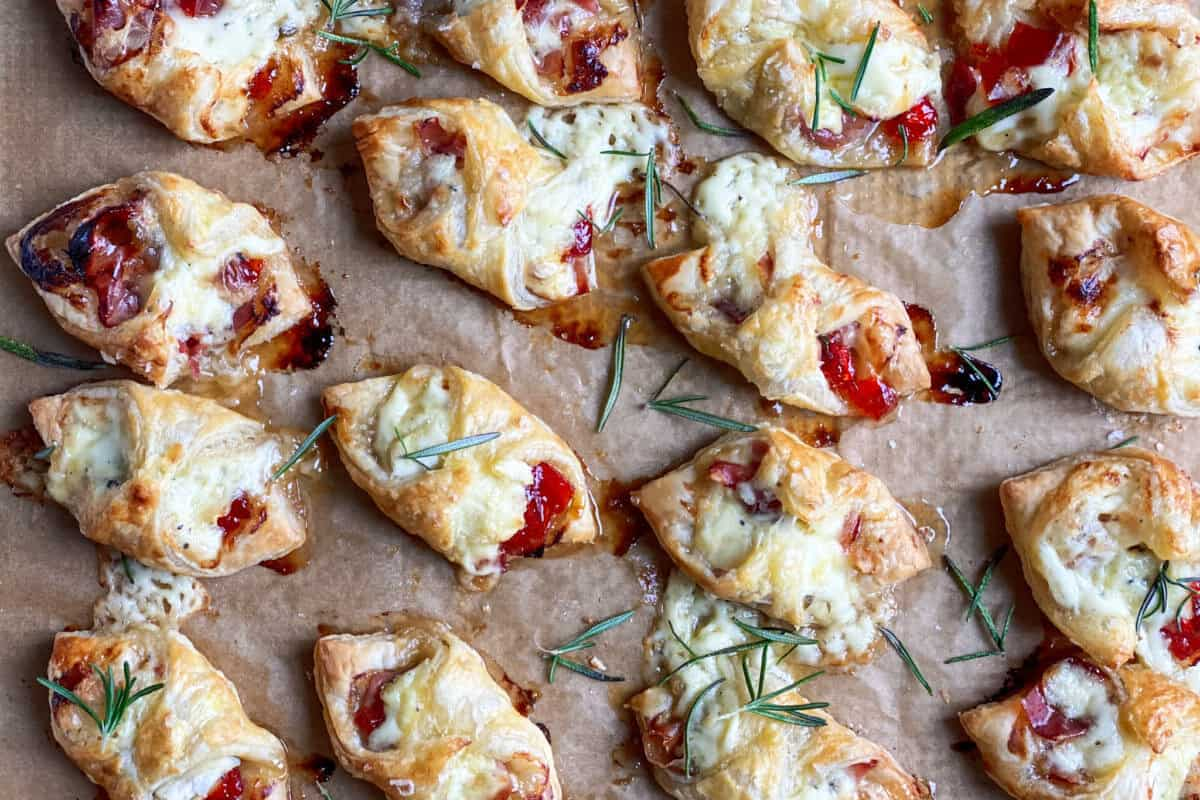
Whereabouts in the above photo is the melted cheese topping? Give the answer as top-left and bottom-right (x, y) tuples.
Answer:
(373, 372), (454, 479)
(166, 0), (315, 70)
(1039, 662), (1124, 778)
(48, 396), (132, 504)
(152, 757), (240, 800)
(520, 104), (672, 298)
(525, 0), (598, 59)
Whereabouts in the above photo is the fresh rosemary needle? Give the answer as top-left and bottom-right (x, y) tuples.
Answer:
(578, 207), (623, 234)
(675, 92), (743, 137)
(879, 627), (932, 695)
(917, 4), (933, 23)
(529, 122), (568, 161)
(317, 30), (420, 75)
(273, 415), (337, 480)
(38, 662), (164, 737)
(955, 335), (1014, 352)
(316, 782), (335, 800)
(597, 314), (633, 432)
(1088, 0), (1099, 74)
(1109, 435), (1139, 449)
(646, 399), (757, 432)
(938, 88), (1054, 151)
(684, 678), (724, 778)
(791, 169), (868, 186)
(894, 124), (909, 166)
(399, 432), (500, 469)
(964, 545), (1008, 623)
(851, 23), (880, 102)
(541, 609), (635, 683)
(949, 347), (1001, 400)
(0, 335), (106, 371)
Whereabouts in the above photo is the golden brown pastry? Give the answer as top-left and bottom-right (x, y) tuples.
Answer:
(322, 365), (596, 590)
(56, 0), (359, 148)
(642, 153), (929, 418)
(687, 0), (943, 167)
(960, 654), (1200, 799)
(6, 171), (325, 388)
(628, 571), (931, 800)
(29, 380), (307, 577)
(948, 0), (1200, 178)
(1000, 448), (1200, 692)
(634, 426), (929, 666)
(314, 619), (560, 800)
(433, 0), (641, 106)
(354, 97), (674, 310)
(42, 548), (288, 800)
(1018, 195), (1200, 415)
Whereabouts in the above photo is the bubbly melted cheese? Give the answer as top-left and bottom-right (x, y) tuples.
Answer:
(153, 757), (240, 800)
(519, 104), (672, 298)
(166, 0), (315, 70)
(48, 397), (132, 505)
(1039, 662), (1124, 778)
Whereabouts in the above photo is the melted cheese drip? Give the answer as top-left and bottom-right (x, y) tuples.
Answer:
(520, 104), (672, 298)
(153, 757), (240, 800)
(48, 397), (131, 504)
(1039, 662), (1123, 778)
(166, 0), (315, 70)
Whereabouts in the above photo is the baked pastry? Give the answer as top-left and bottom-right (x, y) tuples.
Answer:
(1001, 448), (1200, 688)
(7, 171), (324, 388)
(354, 98), (674, 310)
(686, 0), (943, 166)
(42, 547), (288, 800)
(628, 571), (931, 800)
(642, 153), (929, 418)
(634, 426), (929, 666)
(959, 654), (1200, 798)
(314, 619), (560, 800)
(433, 0), (641, 106)
(948, 0), (1200, 178)
(29, 380), (307, 577)
(322, 365), (596, 590)
(56, 0), (359, 148)
(1018, 195), (1200, 415)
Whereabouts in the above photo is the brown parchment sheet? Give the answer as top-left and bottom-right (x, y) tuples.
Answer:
(4, 1), (1200, 798)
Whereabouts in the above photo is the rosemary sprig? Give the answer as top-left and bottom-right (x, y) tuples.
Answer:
(791, 169), (868, 186)
(879, 627), (931, 695)
(949, 347), (1000, 400)
(956, 335), (1013, 352)
(38, 662), (164, 737)
(541, 609), (635, 683)
(601, 150), (662, 248)
(726, 668), (827, 725)
(398, 432), (500, 470)
(316, 30), (420, 75)
(0, 335), (106, 371)
(675, 93), (743, 137)
(917, 4), (933, 23)
(938, 88), (1055, 151)
(322, 0), (393, 21)
(658, 622), (816, 685)
(273, 415), (337, 480)
(651, 358), (690, 402)
(578, 207), (623, 235)
(1110, 435), (1139, 449)
(1088, 0), (1099, 74)
(597, 314), (633, 432)
(965, 545), (1008, 623)
(851, 23), (880, 102)
(529, 122), (567, 161)
(683, 678), (724, 777)
(1136, 562), (1200, 631)
(894, 124), (909, 166)
(944, 553), (1009, 650)
(647, 399), (757, 432)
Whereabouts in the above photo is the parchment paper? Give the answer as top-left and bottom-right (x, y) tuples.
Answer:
(3, 1), (1200, 798)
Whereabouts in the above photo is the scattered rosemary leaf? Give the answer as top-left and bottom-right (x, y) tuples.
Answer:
(316, 782), (335, 800)
(0, 335), (106, 371)
(530, 121), (568, 161)
(657, 641), (769, 686)
(33, 444), (56, 461)
(944, 650), (1002, 664)
(956, 335), (1014, 352)
(880, 627), (932, 695)
(542, 609), (635, 683)
(675, 92), (743, 137)
(273, 415), (337, 480)
(894, 124), (909, 167)
(999, 603), (1016, 645)
(316, 30), (420, 75)
(944, 555), (1004, 649)
(1088, 0), (1099, 74)
(949, 348), (1000, 400)
(733, 619), (818, 646)
(400, 432), (500, 467)
(684, 678), (724, 777)
(121, 555), (135, 583)
(964, 545), (1008, 623)
(662, 180), (704, 219)
(646, 399), (757, 432)
(791, 169), (868, 186)
(938, 88), (1054, 151)
(597, 315), (633, 432)
(851, 23), (880, 102)
(829, 87), (857, 118)
(651, 359), (690, 402)
(811, 54), (822, 130)
(322, 0), (394, 21)
(578, 207), (623, 235)
(1109, 435), (1139, 450)
(668, 619), (698, 658)
(918, 4), (933, 23)
(38, 662), (163, 737)
(551, 657), (624, 682)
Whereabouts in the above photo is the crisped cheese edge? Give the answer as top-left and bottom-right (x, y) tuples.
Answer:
(94, 549), (208, 630)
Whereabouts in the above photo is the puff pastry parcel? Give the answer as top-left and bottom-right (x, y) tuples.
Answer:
(354, 98), (674, 310)
(949, 0), (1200, 178)
(8, 171), (322, 388)
(629, 571), (931, 800)
(687, 0), (943, 167)
(1001, 448), (1200, 689)
(44, 549), (288, 800)
(30, 380), (307, 577)
(960, 654), (1200, 799)
(1018, 195), (1200, 415)
(634, 426), (929, 666)
(432, 0), (640, 106)
(642, 153), (929, 418)
(56, 0), (358, 147)
(314, 620), (560, 800)
(323, 365), (596, 589)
